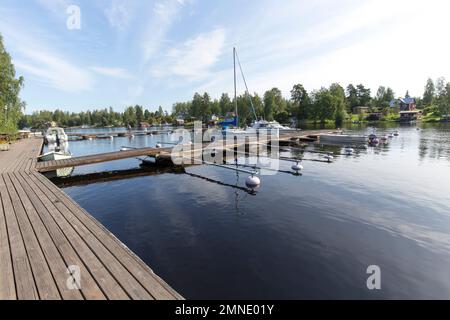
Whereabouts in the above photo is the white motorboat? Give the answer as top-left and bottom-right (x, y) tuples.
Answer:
(38, 150), (72, 162)
(45, 127), (68, 145)
(38, 142), (74, 178)
(343, 146), (355, 155)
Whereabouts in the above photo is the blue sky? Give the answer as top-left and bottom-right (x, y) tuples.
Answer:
(1, 0), (450, 113)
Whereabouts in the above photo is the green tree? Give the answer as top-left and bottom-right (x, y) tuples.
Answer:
(311, 88), (337, 125)
(423, 78), (435, 106)
(291, 84), (310, 121)
(0, 33), (25, 134)
(329, 83), (347, 126)
(135, 105), (144, 124)
(356, 84), (371, 106)
(219, 93), (232, 115)
(346, 84), (359, 113)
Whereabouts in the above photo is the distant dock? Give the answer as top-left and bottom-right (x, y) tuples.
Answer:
(0, 138), (183, 300)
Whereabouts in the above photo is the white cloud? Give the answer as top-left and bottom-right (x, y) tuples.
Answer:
(141, 0), (193, 64)
(152, 28), (226, 80)
(122, 85), (145, 105)
(91, 66), (132, 79)
(13, 51), (93, 93)
(191, 0), (450, 100)
(35, 0), (70, 17)
(104, 0), (131, 30)
(0, 16), (93, 93)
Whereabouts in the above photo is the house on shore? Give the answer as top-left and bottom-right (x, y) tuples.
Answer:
(398, 97), (417, 111)
(353, 106), (370, 114)
(175, 118), (185, 126)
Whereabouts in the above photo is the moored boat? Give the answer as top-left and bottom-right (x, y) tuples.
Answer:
(45, 127), (68, 145)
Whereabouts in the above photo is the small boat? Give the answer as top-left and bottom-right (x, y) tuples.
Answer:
(38, 150), (72, 162)
(368, 134), (379, 145)
(45, 127), (68, 145)
(38, 147), (73, 178)
(394, 130), (399, 136)
(380, 135), (388, 143)
(343, 146), (354, 155)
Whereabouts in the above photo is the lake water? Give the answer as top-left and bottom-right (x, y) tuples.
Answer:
(57, 123), (450, 299)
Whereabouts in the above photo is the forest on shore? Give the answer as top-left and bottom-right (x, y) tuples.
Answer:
(1, 33), (450, 135)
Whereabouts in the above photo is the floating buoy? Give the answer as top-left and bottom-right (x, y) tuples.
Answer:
(131, 134), (135, 138)
(120, 147), (129, 151)
(291, 162), (303, 173)
(245, 175), (261, 189)
(344, 147), (354, 155)
(109, 135), (114, 140)
(88, 137), (93, 141)
(155, 143), (162, 148)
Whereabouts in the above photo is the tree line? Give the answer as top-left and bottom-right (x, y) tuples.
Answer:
(0, 34), (25, 135)
(19, 105), (174, 129)
(2, 32), (450, 134)
(15, 78), (450, 130)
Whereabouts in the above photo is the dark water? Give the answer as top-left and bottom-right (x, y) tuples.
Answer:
(59, 123), (450, 299)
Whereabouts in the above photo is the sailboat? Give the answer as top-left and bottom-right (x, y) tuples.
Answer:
(221, 47), (248, 137)
(222, 47), (284, 138)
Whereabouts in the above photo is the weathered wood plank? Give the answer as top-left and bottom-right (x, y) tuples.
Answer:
(33, 172), (182, 300)
(11, 172), (84, 300)
(0, 183), (16, 300)
(30, 173), (155, 300)
(3, 173), (61, 300)
(0, 138), (182, 300)
(0, 174), (38, 300)
(26, 173), (130, 300)
(16, 171), (106, 300)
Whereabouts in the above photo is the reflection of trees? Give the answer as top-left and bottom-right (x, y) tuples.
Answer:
(418, 124), (450, 162)
(418, 138), (428, 161)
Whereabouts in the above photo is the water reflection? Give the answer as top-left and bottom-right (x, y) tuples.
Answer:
(60, 123), (450, 299)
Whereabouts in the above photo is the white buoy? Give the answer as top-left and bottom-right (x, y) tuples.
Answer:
(245, 175), (261, 189)
(155, 143), (162, 148)
(88, 137), (93, 141)
(344, 147), (354, 155)
(131, 134), (135, 138)
(291, 162), (303, 173)
(109, 135), (114, 140)
(120, 147), (129, 151)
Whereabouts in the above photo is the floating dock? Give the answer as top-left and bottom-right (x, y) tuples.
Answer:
(0, 138), (182, 300)
(1, 128), (339, 300)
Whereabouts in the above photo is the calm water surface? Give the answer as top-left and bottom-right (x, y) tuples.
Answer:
(58, 123), (450, 299)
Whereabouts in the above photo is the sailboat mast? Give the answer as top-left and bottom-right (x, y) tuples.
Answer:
(233, 47), (238, 128)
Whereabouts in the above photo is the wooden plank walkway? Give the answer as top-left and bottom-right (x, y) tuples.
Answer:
(35, 130), (331, 173)
(36, 146), (172, 173)
(0, 138), (182, 300)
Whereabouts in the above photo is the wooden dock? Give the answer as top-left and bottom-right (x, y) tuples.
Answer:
(36, 130), (333, 173)
(0, 138), (182, 300)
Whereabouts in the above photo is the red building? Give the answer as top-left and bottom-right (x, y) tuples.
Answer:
(398, 97), (416, 111)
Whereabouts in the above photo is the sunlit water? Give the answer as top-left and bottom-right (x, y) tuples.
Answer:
(57, 123), (450, 299)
